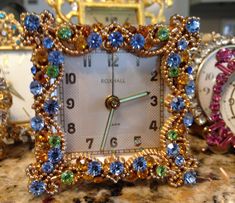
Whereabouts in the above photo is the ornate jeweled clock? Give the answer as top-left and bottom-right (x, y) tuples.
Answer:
(0, 11), (34, 158)
(47, 0), (173, 24)
(21, 11), (200, 196)
(206, 48), (235, 152)
(190, 32), (235, 152)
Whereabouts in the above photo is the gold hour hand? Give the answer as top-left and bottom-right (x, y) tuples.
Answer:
(8, 83), (25, 101)
(120, 91), (150, 103)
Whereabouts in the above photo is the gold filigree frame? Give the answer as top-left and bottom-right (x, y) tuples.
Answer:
(47, 0), (173, 24)
(21, 11), (200, 196)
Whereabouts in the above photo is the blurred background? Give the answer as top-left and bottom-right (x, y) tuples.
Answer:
(0, 0), (234, 34)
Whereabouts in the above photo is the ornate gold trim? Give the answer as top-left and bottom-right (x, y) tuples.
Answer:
(47, 0), (173, 24)
(21, 11), (200, 196)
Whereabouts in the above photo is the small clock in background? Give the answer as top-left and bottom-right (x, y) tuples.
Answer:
(190, 33), (235, 127)
(47, 0), (173, 25)
(0, 50), (34, 124)
(206, 48), (235, 152)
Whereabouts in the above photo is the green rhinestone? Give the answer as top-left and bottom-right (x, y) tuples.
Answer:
(156, 165), (167, 177)
(46, 65), (59, 78)
(58, 26), (72, 40)
(167, 130), (178, 140)
(49, 135), (61, 147)
(157, 27), (169, 41)
(169, 68), (179, 77)
(61, 171), (74, 184)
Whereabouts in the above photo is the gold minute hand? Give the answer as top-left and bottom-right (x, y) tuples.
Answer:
(100, 108), (115, 151)
(120, 91), (150, 104)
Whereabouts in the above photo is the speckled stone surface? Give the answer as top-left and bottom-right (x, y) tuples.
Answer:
(0, 135), (234, 203)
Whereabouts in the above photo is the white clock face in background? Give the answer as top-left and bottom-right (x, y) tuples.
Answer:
(221, 72), (235, 133)
(84, 7), (138, 25)
(0, 50), (34, 122)
(196, 46), (235, 117)
(60, 50), (163, 155)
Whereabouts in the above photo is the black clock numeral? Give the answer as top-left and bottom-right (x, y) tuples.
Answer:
(110, 137), (118, 148)
(66, 98), (75, 109)
(108, 54), (119, 67)
(67, 123), (76, 134)
(229, 98), (234, 105)
(149, 120), (158, 131)
(205, 73), (214, 80)
(83, 55), (91, 67)
(151, 70), (158, 81)
(105, 16), (118, 23)
(202, 87), (210, 95)
(134, 136), (142, 147)
(136, 57), (140, 67)
(86, 138), (94, 149)
(65, 73), (76, 84)
(150, 96), (158, 106)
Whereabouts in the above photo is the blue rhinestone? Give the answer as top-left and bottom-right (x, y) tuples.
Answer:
(29, 180), (46, 196)
(87, 32), (102, 49)
(187, 66), (193, 74)
(108, 31), (124, 47)
(133, 157), (147, 172)
(0, 13), (6, 19)
(16, 40), (21, 45)
(184, 171), (197, 184)
(24, 14), (40, 31)
(42, 161), (54, 173)
(11, 24), (17, 31)
(167, 143), (179, 157)
(48, 51), (64, 66)
(48, 148), (63, 164)
(30, 80), (42, 96)
(178, 38), (188, 51)
(185, 80), (195, 96)
(130, 34), (145, 49)
(186, 19), (200, 33)
(43, 37), (54, 49)
(175, 155), (185, 166)
(87, 161), (102, 176)
(170, 97), (185, 111)
(183, 112), (194, 127)
(167, 53), (181, 68)
(110, 161), (124, 175)
(30, 116), (44, 131)
(44, 99), (59, 115)
(31, 66), (37, 75)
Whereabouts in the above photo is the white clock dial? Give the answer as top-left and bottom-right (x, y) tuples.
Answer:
(84, 7), (138, 25)
(220, 72), (235, 133)
(60, 50), (163, 155)
(196, 46), (235, 117)
(0, 50), (34, 122)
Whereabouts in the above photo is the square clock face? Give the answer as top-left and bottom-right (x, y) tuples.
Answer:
(60, 51), (163, 155)
(0, 50), (34, 122)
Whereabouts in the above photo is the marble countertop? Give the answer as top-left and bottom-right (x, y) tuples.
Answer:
(0, 135), (234, 203)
